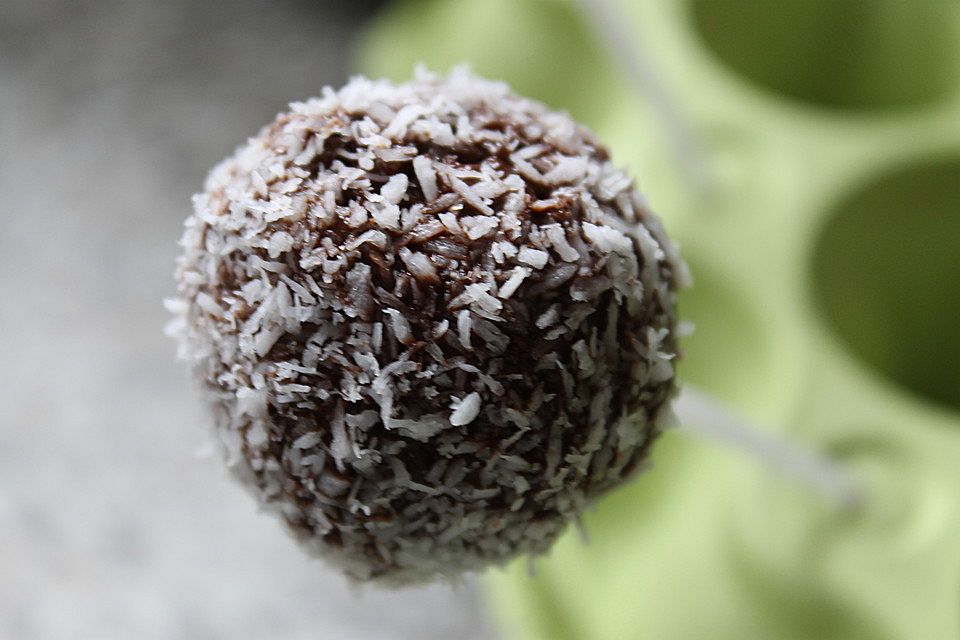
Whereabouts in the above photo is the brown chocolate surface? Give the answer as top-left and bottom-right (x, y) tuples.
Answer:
(170, 69), (685, 582)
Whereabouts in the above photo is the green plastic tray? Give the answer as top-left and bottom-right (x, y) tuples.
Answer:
(360, 1), (960, 637)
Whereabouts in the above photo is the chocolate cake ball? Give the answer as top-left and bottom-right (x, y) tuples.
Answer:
(167, 68), (688, 583)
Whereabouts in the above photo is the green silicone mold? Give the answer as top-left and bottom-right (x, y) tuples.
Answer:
(360, 1), (960, 637)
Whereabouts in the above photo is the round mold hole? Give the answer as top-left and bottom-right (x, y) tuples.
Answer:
(689, 0), (960, 110)
(811, 157), (960, 410)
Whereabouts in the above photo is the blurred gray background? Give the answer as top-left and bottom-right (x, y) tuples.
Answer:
(0, 1), (497, 638)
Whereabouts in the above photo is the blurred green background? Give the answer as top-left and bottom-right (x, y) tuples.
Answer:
(359, 1), (960, 638)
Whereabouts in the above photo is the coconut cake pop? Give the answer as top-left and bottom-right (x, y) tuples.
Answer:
(167, 67), (688, 583)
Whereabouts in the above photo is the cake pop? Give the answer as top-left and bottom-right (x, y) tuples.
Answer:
(167, 68), (688, 582)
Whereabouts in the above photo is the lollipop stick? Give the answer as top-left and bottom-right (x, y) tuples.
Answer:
(673, 386), (864, 510)
(577, 0), (711, 192)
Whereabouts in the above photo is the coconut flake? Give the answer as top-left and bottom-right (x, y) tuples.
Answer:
(413, 155), (438, 202)
(543, 156), (588, 184)
(464, 283), (503, 314)
(398, 247), (440, 284)
(384, 308), (414, 345)
(380, 173), (409, 205)
(518, 247), (549, 269)
(345, 229), (388, 251)
(294, 432), (323, 450)
(457, 309), (472, 349)
(438, 212), (464, 236)
(450, 392), (482, 426)
(372, 203), (401, 230)
(461, 215), (500, 240)
(497, 266), (529, 300)
(582, 222), (634, 255)
(543, 225), (580, 262)
(446, 172), (494, 216)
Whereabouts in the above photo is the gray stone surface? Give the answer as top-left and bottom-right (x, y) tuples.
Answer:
(0, 2), (499, 638)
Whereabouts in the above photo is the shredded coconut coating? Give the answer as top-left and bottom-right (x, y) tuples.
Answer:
(168, 68), (688, 583)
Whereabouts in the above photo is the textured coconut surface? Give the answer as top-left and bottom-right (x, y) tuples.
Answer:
(169, 68), (684, 583)
(0, 1), (497, 638)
